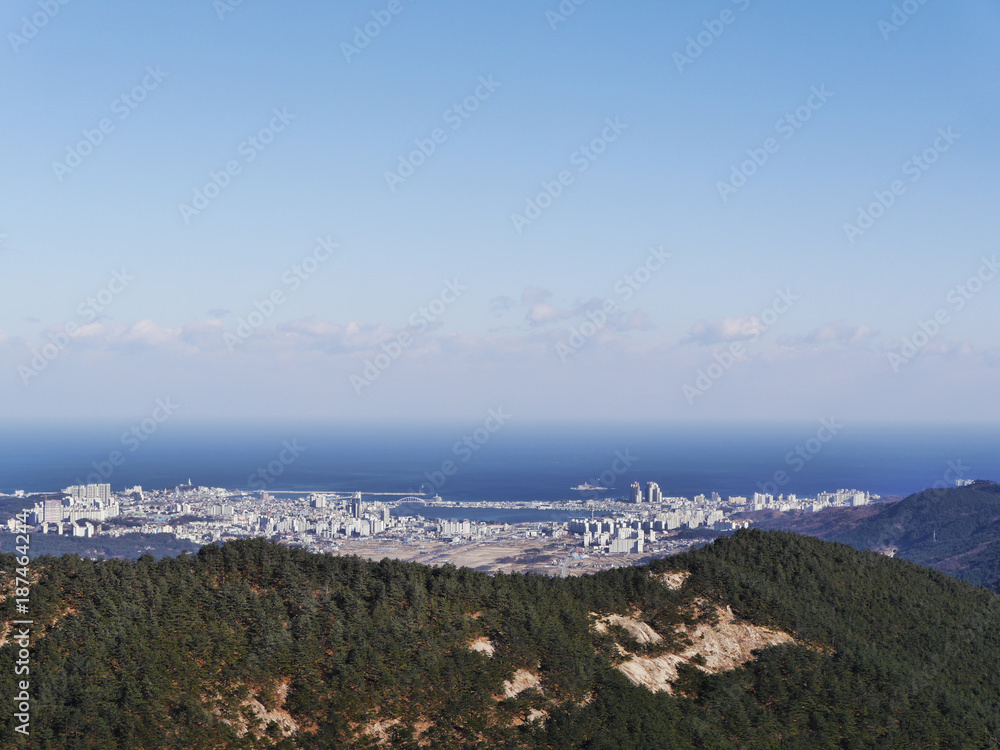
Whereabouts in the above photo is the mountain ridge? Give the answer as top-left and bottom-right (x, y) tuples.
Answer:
(3, 529), (1000, 747)
(747, 481), (1000, 593)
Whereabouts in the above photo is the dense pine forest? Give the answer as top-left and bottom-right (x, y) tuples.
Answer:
(761, 481), (1000, 594)
(2, 529), (999, 748)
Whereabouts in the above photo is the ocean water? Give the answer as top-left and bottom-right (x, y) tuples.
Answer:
(0, 421), (997, 502)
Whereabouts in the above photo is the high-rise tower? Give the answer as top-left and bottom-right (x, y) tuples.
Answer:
(629, 482), (643, 503)
(645, 482), (662, 504)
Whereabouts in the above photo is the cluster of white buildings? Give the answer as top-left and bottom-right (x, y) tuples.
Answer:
(568, 509), (746, 554)
(743, 489), (873, 512)
(12, 484), (124, 536)
(1, 478), (882, 561)
(569, 518), (646, 554)
(629, 482), (665, 504)
(161, 490), (400, 544)
(625, 482), (874, 512)
(63, 483), (112, 503)
(13, 483), (493, 550)
(562, 484), (878, 554)
(126, 488), (550, 551)
(439, 520), (473, 537)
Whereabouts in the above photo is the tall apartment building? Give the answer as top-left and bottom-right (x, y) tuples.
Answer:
(63, 484), (111, 503)
(44, 499), (64, 522)
(645, 482), (662, 505)
(350, 492), (364, 519)
(439, 520), (471, 536)
(629, 482), (643, 503)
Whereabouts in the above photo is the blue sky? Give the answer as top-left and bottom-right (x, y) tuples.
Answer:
(1, 0), (998, 423)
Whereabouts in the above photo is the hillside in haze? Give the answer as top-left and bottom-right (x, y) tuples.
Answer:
(2, 531), (999, 748)
(749, 481), (1000, 594)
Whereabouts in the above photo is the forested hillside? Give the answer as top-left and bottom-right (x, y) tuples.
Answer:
(2, 530), (999, 748)
(756, 481), (1000, 594)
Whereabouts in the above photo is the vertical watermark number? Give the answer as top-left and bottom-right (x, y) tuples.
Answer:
(11, 509), (33, 737)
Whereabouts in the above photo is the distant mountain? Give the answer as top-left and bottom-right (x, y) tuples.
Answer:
(3, 531), (1000, 748)
(750, 481), (1000, 593)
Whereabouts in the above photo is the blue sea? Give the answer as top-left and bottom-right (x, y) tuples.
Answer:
(0, 421), (997, 502)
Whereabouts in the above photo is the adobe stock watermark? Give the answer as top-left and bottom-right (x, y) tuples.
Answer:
(76, 398), (181, 486)
(225, 236), (337, 352)
(248, 440), (307, 491)
(341, 0), (411, 63)
(556, 245), (671, 362)
(843, 127), (958, 244)
(682, 288), (798, 404)
(927, 459), (971, 498)
(17, 269), (134, 385)
(178, 107), (295, 224)
(510, 117), (627, 234)
(756, 418), (844, 495)
(214, 0), (248, 21)
(350, 279), (466, 394)
(878, 0), (931, 41)
(385, 75), (501, 192)
(584, 449), (638, 495)
(546, 0), (588, 31)
(673, 0), (751, 73)
(717, 85), (833, 201)
(7, 0), (72, 53)
(11, 511), (33, 738)
(887, 255), (998, 372)
(52, 66), (169, 182)
(423, 408), (511, 491)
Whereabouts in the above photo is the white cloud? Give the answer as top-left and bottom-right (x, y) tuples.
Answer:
(777, 322), (875, 348)
(526, 302), (570, 326)
(683, 316), (761, 345)
(521, 286), (552, 305)
(275, 318), (400, 352)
